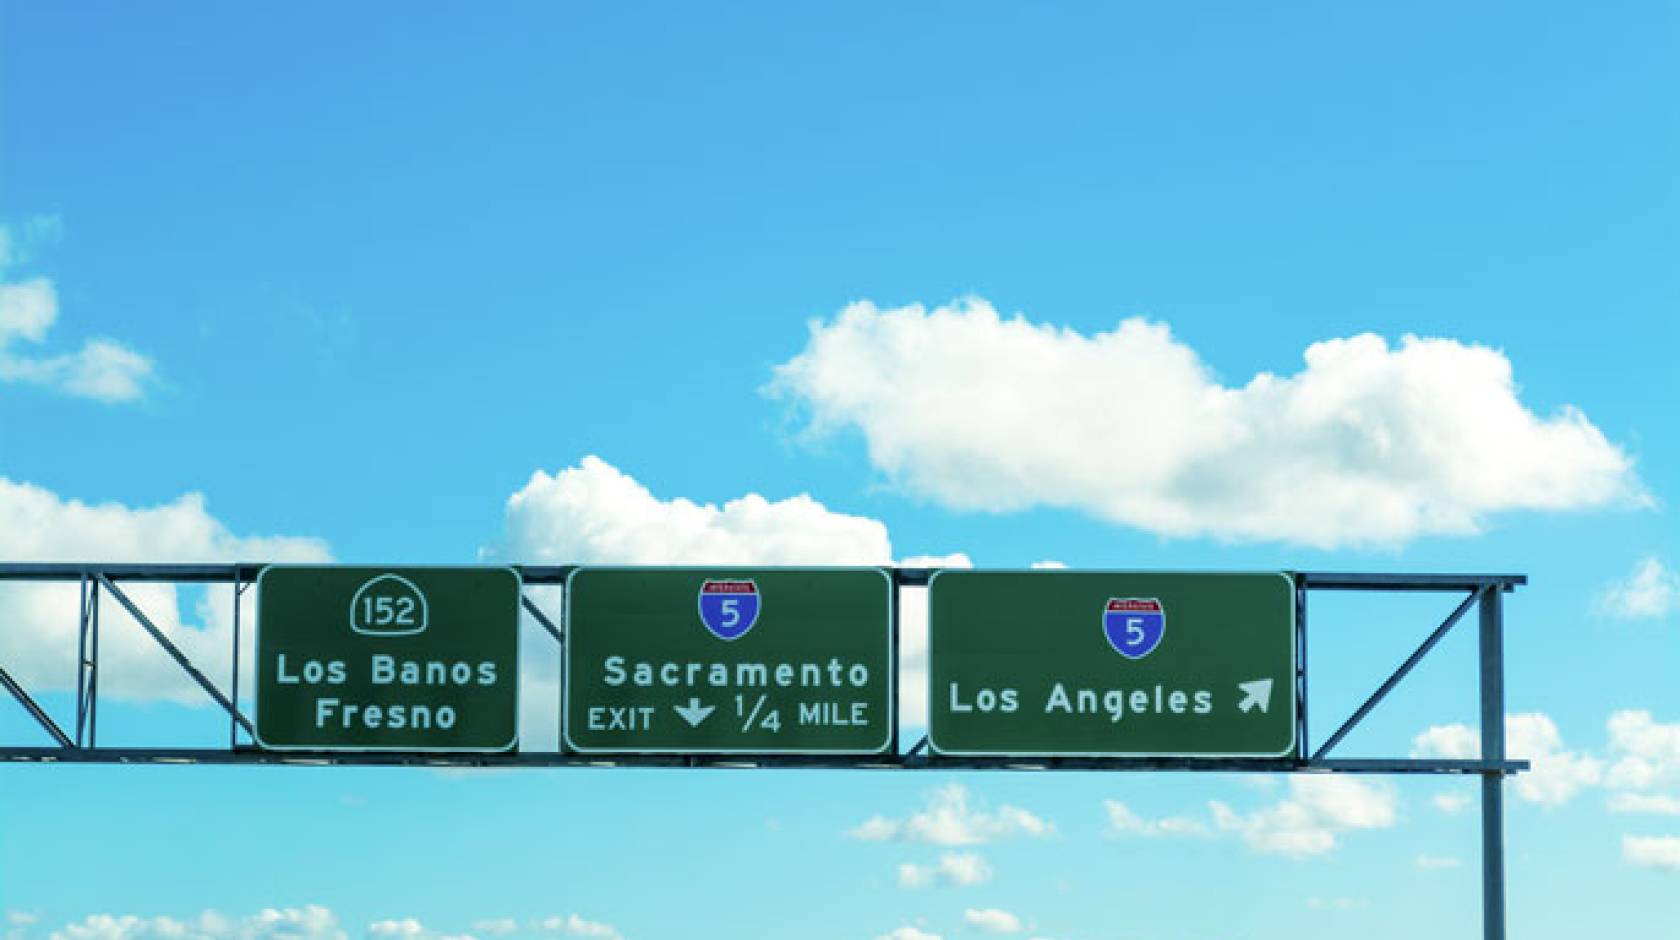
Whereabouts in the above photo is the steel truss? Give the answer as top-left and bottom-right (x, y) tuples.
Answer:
(0, 564), (1526, 939)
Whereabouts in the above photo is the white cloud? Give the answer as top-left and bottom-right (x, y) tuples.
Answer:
(1432, 791), (1472, 815)
(898, 553), (972, 569)
(898, 587), (931, 728)
(1416, 855), (1463, 870)
(0, 215), (62, 270)
(0, 478), (330, 705)
(1210, 775), (1397, 858)
(6, 915), (38, 927)
(1103, 800), (1208, 838)
(1622, 835), (1680, 871)
(769, 299), (1642, 548)
(1599, 557), (1680, 624)
(494, 456), (891, 566)
(1598, 557), (1680, 620)
(0, 222), (155, 403)
(532, 916), (620, 940)
(1605, 710), (1680, 792)
(850, 783), (1052, 846)
(962, 909), (1022, 934)
(1608, 793), (1680, 816)
(469, 921), (519, 937)
(46, 907), (344, 940)
(897, 851), (993, 887)
(1411, 713), (1603, 807)
(1410, 723), (1479, 760)
(877, 929), (940, 940)
(1028, 560), (1067, 570)
(363, 918), (484, 940)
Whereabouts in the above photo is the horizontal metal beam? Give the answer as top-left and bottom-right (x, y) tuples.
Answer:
(0, 563), (587, 585)
(0, 747), (1530, 774)
(1298, 572), (1526, 592)
(0, 563), (255, 583)
(0, 564), (1527, 594)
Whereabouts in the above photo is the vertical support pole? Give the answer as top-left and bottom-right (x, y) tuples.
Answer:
(230, 566), (242, 749)
(88, 576), (99, 747)
(890, 570), (901, 756)
(1295, 576), (1308, 760)
(76, 571), (90, 747)
(1479, 586), (1506, 940)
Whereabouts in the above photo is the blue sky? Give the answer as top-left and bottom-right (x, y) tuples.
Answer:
(1, 3), (1677, 938)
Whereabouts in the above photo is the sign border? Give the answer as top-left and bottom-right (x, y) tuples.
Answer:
(562, 565), (897, 757)
(926, 569), (1298, 760)
(252, 563), (523, 754)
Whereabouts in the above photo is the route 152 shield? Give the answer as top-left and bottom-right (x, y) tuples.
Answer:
(1103, 597), (1165, 659)
(698, 579), (760, 641)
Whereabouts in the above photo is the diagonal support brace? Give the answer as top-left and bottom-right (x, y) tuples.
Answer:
(1312, 584), (1489, 760)
(521, 594), (563, 644)
(97, 574), (255, 737)
(0, 665), (74, 748)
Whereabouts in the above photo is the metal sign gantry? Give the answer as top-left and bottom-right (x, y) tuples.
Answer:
(0, 563), (1526, 940)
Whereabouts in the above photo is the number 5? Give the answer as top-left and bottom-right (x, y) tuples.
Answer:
(1126, 616), (1145, 646)
(721, 598), (740, 628)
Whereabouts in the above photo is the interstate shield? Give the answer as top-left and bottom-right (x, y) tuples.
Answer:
(1103, 597), (1165, 660)
(698, 579), (760, 641)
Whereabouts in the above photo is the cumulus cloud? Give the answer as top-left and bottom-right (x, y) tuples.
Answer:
(1622, 835), (1680, 871)
(0, 222), (155, 403)
(469, 922), (519, 937)
(897, 851), (992, 888)
(1601, 710), (1680, 823)
(1103, 800), (1209, 838)
(876, 929), (940, 940)
(850, 783), (1052, 846)
(1210, 775), (1397, 858)
(0, 478), (329, 707)
(1604, 710), (1680, 790)
(6, 912), (39, 940)
(1411, 713), (1603, 807)
(962, 909), (1022, 934)
(768, 299), (1642, 548)
(532, 915), (620, 939)
(1598, 557), (1680, 620)
(1608, 793), (1680, 816)
(494, 456), (891, 566)
(1432, 791), (1472, 815)
(45, 907), (344, 940)
(368, 921), (424, 938)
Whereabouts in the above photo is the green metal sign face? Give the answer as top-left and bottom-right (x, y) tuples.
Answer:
(255, 566), (520, 752)
(564, 567), (894, 755)
(929, 571), (1297, 758)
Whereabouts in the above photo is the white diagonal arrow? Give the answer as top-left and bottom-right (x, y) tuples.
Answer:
(673, 697), (715, 728)
(1237, 679), (1274, 715)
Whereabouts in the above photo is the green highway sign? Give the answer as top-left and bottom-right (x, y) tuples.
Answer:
(928, 571), (1296, 758)
(255, 566), (520, 752)
(563, 567), (894, 755)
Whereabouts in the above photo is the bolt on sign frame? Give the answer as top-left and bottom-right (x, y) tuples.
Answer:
(0, 563), (1527, 940)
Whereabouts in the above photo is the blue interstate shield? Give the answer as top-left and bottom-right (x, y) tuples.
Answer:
(698, 579), (760, 641)
(1103, 597), (1165, 659)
